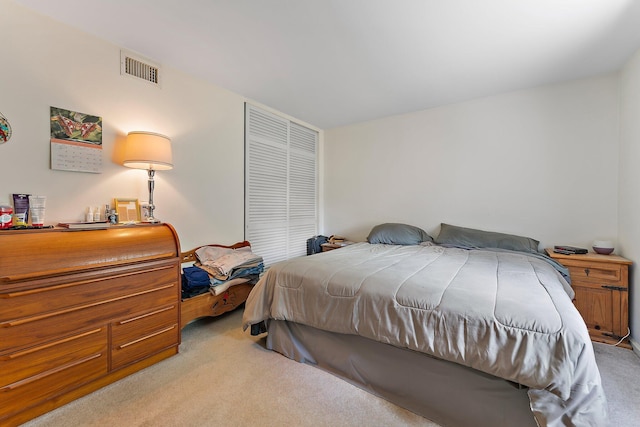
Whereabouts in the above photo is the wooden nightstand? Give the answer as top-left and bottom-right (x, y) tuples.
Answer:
(546, 248), (632, 348)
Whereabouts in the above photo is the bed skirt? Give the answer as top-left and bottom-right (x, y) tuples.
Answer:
(266, 319), (537, 427)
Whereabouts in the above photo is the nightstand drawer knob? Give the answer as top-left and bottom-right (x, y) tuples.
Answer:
(584, 268), (590, 276)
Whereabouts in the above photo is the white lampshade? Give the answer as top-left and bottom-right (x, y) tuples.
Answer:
(122, 131), (173, 170)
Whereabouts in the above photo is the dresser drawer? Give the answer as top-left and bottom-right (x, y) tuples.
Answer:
(0, 281), (178, 354)
(112, 304), (178, 347)
(111, 324), (178, 370)
(111, 305), (179, 369)
(0, 327), (107, 388)
(0, 263), (178, 323)
(0, 336), (108, 420)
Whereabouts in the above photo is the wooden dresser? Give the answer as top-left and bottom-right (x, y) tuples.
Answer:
(0, 223), (181, 426)
(546, 248), (632, 347)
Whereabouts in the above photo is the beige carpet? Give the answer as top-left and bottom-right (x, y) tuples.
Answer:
(22, 309), (640, 427)
(23, 309), (435, 427)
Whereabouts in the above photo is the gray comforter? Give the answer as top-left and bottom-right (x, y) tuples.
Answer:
(242, 243), (607, 426)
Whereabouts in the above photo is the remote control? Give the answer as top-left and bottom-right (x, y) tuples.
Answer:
(553, 249), (575, 255)
(554, 245), (588, 254)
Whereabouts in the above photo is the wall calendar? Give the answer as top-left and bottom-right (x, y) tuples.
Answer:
(50, 106), (103, 173)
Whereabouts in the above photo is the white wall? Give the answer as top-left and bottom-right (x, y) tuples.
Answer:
(619, 48), (640, 349)
(324, 76), (620, 251)
(3, 0), (636, 344)
(0, 0), (318, 251)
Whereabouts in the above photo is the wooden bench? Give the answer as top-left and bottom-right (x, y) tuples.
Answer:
(180, 240), (256, 328)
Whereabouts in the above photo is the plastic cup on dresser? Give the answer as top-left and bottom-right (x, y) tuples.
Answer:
(28, 195), (46, 227)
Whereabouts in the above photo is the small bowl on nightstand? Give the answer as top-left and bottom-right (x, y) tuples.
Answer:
(593, 240), (614, 255)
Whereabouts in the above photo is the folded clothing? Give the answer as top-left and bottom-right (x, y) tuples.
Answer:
(209, 277), (250, 296)
(182, 286), (210, 299)
(195, 245), (264, 280)
(182, 266), (211, 290)
(209, 263), (264, 284)
(181, 244), (265, 300)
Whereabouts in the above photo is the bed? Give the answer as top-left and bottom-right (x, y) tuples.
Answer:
(242, 224), (608, 427)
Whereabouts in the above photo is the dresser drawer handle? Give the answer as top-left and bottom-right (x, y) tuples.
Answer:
(117, 324), (177, 349)
(118, 306), (176, 325)
(584, 268), (590, 276)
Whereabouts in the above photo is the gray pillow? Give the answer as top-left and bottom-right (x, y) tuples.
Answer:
(435, 223), (540, 254)
(367, 223), (433, 245)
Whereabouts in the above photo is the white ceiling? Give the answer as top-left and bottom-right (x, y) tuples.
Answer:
(15, 0), (640, 129)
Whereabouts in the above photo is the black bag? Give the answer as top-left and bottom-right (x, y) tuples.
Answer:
(307, 235), (328, 255)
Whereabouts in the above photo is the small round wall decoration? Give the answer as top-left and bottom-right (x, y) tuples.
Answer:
(0, 111), (12, 144)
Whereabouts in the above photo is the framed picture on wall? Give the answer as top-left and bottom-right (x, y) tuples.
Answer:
(114, 198), (140, 223)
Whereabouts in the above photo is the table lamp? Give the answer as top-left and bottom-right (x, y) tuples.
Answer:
(122, 131), (173, 222)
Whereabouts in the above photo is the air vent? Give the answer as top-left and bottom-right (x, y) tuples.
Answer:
(120, 50), (161, 87)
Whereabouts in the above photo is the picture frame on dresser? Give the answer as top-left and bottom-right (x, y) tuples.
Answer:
(114, 198), (140, 222)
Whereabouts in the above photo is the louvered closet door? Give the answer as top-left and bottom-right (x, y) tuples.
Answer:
(289, 122), (318, 259)
(245, 104), (318, 266)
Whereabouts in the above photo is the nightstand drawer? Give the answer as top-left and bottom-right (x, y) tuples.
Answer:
(564, 262), (623, 284)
